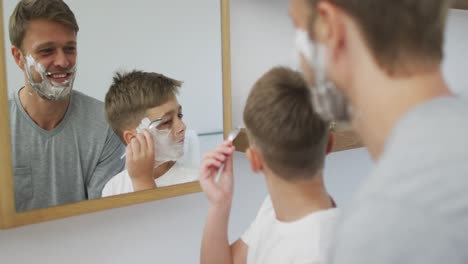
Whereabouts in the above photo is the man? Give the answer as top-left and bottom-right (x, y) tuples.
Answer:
(8, 0), (124, 212)
(290, 0), (468, 263)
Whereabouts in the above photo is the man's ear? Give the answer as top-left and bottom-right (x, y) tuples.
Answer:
(326, 133), (334, 154)
(315, 1), (345, 49)
(246, 147), (263, 173)
(11, 46), (25, 70)
(122, 130), (137, 145)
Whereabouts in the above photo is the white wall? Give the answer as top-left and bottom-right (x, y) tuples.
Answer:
(443, 9), (468, 97)
(2, 0), (223, 134)
(230, 0), (297, 127)
(1, 2), (467, 264)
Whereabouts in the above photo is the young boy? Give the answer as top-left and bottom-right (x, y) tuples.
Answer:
(199, 67), (338, 264)
(102, 70), (199, 197)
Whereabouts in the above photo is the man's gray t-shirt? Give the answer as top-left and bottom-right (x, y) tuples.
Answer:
(332, 96), (468, 264)
(9, 90), (125, 212)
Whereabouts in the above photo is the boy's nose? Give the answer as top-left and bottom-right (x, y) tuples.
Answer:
(175, 118), (186, 135)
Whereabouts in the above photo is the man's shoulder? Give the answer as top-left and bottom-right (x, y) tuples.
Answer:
(8, 91), (19, 111)
(333, 195), (468, 264)
(332, 96), (468, 264)
(380, 96), (468, 173)
(390, 96), (468, 145)
(69, 90), (108, 124)
(71, 90), (104, 110)
(8, 96), (16, 111)
(352, 96), (468, 215)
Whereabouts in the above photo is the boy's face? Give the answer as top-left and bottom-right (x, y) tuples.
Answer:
(145, 96), (186, 143)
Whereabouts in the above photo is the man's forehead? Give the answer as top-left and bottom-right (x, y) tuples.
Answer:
(22, 20), (77, 48)
(33, 40), (77, 49)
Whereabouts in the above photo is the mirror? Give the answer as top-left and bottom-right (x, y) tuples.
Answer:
(0, 0), (232, 228)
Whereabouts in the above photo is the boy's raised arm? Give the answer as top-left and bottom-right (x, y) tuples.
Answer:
(199, 142), (246, 264)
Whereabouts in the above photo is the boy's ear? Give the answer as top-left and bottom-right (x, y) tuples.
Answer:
(123, 130), (137, 145)
(326, 133), (334, 154)
(246, 147), (263, 173)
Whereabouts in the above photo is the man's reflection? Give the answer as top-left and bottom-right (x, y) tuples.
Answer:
(8, 0), (124, 212)
(102, 70), (199, 197)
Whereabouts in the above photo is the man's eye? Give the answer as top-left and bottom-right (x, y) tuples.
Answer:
(39, 49), (54, 55)
(64, 47), (77, 54)
(178, 113), (184, 119)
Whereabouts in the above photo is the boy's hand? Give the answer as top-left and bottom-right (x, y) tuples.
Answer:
(126, 129), (157, 191)
(199, 141), (235, 209)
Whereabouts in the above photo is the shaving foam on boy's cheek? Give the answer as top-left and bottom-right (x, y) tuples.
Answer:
(24, 54), (76, 101)
(152, 129), (184, 165)
(137, 118), (184, 168)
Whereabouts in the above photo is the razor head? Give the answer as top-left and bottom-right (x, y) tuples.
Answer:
(148, 118), (163, 130)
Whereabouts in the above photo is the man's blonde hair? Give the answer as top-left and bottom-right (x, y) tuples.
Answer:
(105, 70), (181, 142)
(243, 67), (329, 180)
(306, 0), (450, 75)
(9, 0), (79, 49)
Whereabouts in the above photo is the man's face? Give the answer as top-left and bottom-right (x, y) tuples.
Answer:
(145, 97), (186, 143)
(289, 0), (353, 123)
(14, 19), (77, 97)
(289, 0), (318, 85)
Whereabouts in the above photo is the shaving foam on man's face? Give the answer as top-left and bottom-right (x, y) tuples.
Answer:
(24, 53), (77, 101)
(17, 20), (78, 101)
(294, 29), (352, 124)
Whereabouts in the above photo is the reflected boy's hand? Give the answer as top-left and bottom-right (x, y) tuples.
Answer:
(126, 129), (157, 191)
(199, 141), (235, 209)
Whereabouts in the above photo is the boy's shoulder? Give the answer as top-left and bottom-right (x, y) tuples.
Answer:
(101, 169), (133, 197)
(257, 195), (274, 216)
(248, 195), (340, 238)
(243, 195), (340, 263)
(255, 195), (340, 223)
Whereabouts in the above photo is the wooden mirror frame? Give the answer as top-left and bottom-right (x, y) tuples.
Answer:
(0, 0), (232, 229)
(453, 0), (468, 10)
(233, 128), (364, 154)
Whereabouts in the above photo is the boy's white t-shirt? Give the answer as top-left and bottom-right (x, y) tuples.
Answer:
(241, 196), (339, 264)
(101, 130), (200, 197)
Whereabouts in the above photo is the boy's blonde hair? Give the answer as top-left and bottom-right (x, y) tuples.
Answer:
(243, 67), (328, 180)
(105, 70), (181, 142)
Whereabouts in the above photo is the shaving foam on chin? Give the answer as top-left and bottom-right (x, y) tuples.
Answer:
(24, 54), (76, 101)
(294, 29), (352, 124)
(137, 117), (184, 168)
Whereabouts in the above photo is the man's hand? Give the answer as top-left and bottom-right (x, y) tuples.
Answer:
(199, 141), (235, 209)
(126, 129), (157, 191)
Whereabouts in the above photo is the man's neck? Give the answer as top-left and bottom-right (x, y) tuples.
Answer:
(19, 86), (71, 131)
(349, 65), (452, 160)
(265, 170), (333, 222)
